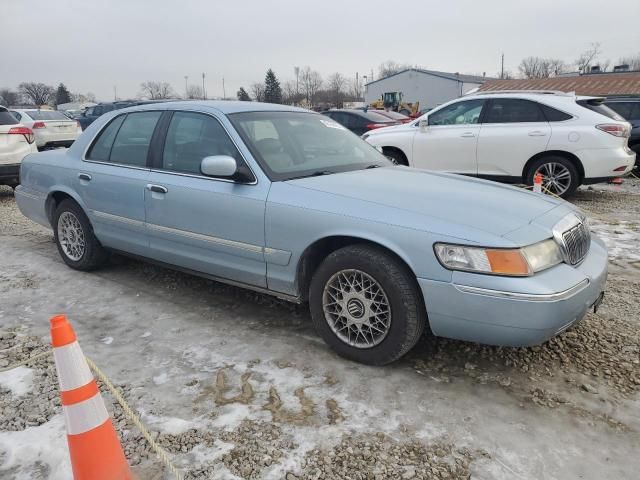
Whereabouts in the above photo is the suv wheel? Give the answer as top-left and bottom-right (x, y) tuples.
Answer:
(53, 199), (108, 270)
(526, 156), (579, 198)
(309, 245), (426, 365)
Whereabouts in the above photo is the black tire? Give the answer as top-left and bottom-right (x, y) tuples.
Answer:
(309, 244), (426, 365)
(525, 155), (580, 198)
(383, 148), (408, 166)
(53, 199), (108, 270)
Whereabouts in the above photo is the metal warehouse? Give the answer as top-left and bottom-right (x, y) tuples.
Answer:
(364, 68), (490, 111)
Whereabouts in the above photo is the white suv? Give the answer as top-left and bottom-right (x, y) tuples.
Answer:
(363, 91), (636, 197)
(0, 106), (37, 188)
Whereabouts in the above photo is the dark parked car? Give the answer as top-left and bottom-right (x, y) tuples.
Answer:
(77, 100), (172, 130)
(605, 96), (640, 165)
(322, 109), (398, 136)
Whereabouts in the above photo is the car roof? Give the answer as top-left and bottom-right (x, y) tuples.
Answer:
(118, 100), (310, 115)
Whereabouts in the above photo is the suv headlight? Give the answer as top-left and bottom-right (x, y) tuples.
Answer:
(434, 239), (562, 276)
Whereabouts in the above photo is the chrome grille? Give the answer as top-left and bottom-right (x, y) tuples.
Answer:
(561, 220), (590, 265)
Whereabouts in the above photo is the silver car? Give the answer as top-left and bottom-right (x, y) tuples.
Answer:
(15, 101), (608, 365)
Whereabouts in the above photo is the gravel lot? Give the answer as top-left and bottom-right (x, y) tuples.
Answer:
(0, 179), (639, 479)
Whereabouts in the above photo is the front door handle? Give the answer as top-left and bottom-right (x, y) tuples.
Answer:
(146, 184), (168, 194)
(460, 132), (476, 138)
(78, 173), (92, 181)
(528, 131), (547, 136)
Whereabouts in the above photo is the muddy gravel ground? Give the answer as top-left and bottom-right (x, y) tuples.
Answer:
(0, 179), (639, 479)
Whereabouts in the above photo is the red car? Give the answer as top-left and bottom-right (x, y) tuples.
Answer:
(368, 109), (413, 123)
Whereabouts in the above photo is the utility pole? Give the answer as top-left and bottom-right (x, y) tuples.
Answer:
(501, 53), (504, 79)
(113, 85), (117, 101)
(294, 66), (300, 96)
(202, 73), (206, 99)
(355, 72), (359, 100)
(222, 77), (226, 99)
(184, 75), (188, 98)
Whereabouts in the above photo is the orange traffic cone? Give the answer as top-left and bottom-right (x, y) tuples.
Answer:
(50, 314), (132, 480)
(533, 172), (543, 193)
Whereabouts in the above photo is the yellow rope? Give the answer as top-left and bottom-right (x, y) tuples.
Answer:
(0, 345), (184, 479)
(86, 357), (184, 480)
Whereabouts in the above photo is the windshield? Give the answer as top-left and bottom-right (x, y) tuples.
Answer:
(229, 111), (392, 181)
(24, 110), (71, 121)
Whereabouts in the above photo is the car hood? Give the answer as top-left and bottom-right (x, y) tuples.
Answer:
(285, 167), (565, 238)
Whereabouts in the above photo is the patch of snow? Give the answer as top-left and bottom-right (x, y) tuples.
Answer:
(189, 440), (234, 464)
(590, 220), (640, 261)
(153, 372), (169, 385)
(139, 410), (203, 435)
(100, 336), (113, 345)
(141, 331), (152, 338)
(0, 415), (71, 479)
(0, 366), (33, 396)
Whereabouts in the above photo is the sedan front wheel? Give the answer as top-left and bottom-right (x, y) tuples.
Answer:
(309, 244), (426, 365)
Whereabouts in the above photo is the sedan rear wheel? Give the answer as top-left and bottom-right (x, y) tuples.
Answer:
(53, 199), (108, 270)
(309, 244), (426, 365)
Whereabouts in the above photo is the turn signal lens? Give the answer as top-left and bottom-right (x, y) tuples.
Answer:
(434, 239), (564, 277)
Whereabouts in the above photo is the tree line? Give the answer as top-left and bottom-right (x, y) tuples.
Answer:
(0, 82), (96, 108)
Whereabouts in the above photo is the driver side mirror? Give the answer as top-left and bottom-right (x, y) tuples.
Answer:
(419, 119), (429, 132)
(200, 155), (238, 178)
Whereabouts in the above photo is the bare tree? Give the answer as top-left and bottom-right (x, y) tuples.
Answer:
(186, 84), (203, 99)
(19, 82), (54, 105)
(518, 57), (566, 79)
(378, 60), (411, 79)
(251, 83), (265, 102)
(72, 92), (97, 103)
(575, 42), (602, 72)
(282, 80), (303, 105)
(617, 53), (640, 71)
(0, 88), (20, 106)
(300, 67), (323, 106)
(327, 72), (346, 107)
(139, 81), (175, 100)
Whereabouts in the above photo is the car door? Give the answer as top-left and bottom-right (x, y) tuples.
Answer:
(144, 110), (268, 287)
(476, 98), (551, 178)
(78, 111), (162, 256)
(412, 99), (485, 174)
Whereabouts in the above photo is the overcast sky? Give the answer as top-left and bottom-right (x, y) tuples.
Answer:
(3, 0), (639, 101)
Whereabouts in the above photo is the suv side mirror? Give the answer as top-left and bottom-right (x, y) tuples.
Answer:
(201, 155), (237, 177)
(419, 119), (429, 132)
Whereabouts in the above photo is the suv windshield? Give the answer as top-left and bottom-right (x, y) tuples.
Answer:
(229, 111), (391, 181)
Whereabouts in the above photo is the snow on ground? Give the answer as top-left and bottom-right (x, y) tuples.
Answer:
(0, 367), (33, 397)
(0, 415), (71, 479)
(590, 219), (640, 262)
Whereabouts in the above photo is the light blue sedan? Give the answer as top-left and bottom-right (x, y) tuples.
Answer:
(15, 101), (607, 365)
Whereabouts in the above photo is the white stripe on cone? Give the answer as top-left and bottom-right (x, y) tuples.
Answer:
(63, 393), (110, 435)
(53, 341), (93, 392)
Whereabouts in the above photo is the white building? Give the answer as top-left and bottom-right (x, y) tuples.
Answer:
(364, 68), (490, 111)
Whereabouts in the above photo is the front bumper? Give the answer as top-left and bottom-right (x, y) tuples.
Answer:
(419, 236), (608, 347)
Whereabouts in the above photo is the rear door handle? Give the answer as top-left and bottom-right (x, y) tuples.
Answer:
(78, 173), (92, 181)
(528, 131), (547, 136)
(146, 184), (168, 194)
(460, 132), (475, 138)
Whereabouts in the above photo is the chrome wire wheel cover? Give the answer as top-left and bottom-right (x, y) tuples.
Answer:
(322, 269), (391, 349)
(535, 162), (572, 196)
(57, 212), (85, 261)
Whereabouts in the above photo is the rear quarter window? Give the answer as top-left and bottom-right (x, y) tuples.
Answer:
(539, 104), (573, 121)
(0, 110), (19, 125)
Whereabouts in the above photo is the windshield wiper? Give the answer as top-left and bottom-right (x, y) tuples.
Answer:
(288, 170), (335, 180)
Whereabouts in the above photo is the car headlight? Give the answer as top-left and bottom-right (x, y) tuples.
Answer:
(434, 239), (562, 276)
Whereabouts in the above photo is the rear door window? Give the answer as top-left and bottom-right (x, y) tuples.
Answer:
(87, 112), (161, 166)
(484, 99), (545, 123)
(161, 111), (241, 175)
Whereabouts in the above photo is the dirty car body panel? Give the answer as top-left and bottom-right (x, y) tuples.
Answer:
(15, 101), (608, 358)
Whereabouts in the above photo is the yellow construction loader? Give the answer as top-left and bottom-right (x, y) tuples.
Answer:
(369, 92), (420, 116)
